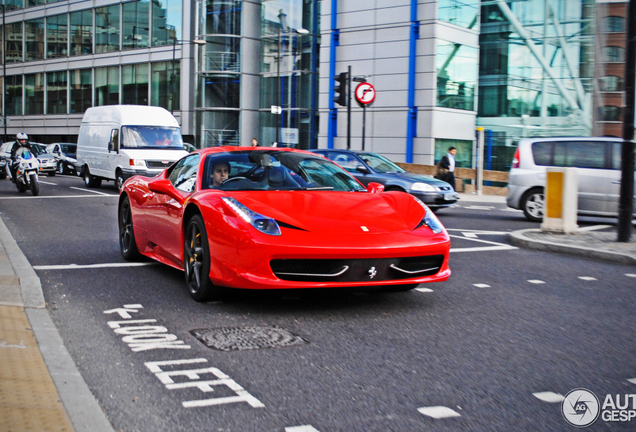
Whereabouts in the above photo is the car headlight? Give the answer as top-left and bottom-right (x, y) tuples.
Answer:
(414, 198), (444, 234)
(411, 182), (436, 192)
(222, 197), (281, 236)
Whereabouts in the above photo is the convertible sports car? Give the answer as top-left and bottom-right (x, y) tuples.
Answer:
(118, 147), (451, 301)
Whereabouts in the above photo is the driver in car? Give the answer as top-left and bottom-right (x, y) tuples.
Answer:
(210, 161), (230, 188)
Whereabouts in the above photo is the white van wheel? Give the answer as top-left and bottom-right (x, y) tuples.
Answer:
(83, 166), (102, 188)
(116, 171), (125, 190)
(521, 188), (544, 222)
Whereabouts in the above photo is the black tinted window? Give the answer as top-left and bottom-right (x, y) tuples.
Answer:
(532, 141), (553, 166)
(553, 141), (608, 169)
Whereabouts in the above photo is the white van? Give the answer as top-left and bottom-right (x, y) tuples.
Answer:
(507, 137), (635, 221)
(76, 105), (189, 189)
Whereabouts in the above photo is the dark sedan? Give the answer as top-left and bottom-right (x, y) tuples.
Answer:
(312, 149), (458, 210)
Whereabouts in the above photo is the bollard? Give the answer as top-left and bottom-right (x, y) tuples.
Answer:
(541, 167), (578, 233)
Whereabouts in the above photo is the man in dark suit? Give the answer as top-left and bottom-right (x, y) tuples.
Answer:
(439, 146), (457, 190)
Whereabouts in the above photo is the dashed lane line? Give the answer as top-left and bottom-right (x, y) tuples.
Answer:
(70, 186), (115, 195)
(533, 392), (564, 403)
(418, 406), (462, 419)
(285, 426), (320, 432)
(0, 194), (118, 200)
(33, 262), (157, 270)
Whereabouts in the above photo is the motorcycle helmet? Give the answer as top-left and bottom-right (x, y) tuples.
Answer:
(16, 132), (28, 140)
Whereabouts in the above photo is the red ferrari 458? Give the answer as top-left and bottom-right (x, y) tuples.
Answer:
(118, 147), (451, 301)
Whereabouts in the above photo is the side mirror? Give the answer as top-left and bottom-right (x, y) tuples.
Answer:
(108, 141), (114, 152)
(148, 178), (182, 201)
(367, 182), (385, 193)
(356, 165), (370, 174)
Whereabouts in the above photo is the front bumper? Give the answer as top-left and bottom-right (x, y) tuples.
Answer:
(204, 226), (452, 290)
(411, 190), (459, 208)
(122, 167), (163, 180)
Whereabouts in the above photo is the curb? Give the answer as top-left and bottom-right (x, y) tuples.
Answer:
(509, 228), (636, 266)
(0, 217), (115, 432)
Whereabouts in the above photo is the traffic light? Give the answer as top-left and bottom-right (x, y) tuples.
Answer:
(333, 72), (349, 106)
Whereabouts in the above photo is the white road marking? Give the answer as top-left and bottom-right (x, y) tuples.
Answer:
(33, 262), (156, 270)
(286, 426), (320, 432)
(70, 186), (114, 195)
(0, 194), (118, 200)
(448, 234), (518, 254)
(447, 229), (510, 235)
(533, 392), (564, 403)
(473, 283), (490, 288)
(417, 406), (461, 419)
(38, 180), (57, 185)
(626, 274), (636, 278)
(628, 378), (636, 385)
(527, 280), (545, 284)
(578, 276), (597, 281)
(415, 287), (434, 293)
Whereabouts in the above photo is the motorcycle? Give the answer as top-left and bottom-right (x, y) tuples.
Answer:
(7, 149), (40, 196)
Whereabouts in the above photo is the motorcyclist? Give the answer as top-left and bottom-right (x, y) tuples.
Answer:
(9, 132), (33, 182)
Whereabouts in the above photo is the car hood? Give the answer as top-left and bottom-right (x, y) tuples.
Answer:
(36, 154), (56, 161)
(224, 191), (426, 234)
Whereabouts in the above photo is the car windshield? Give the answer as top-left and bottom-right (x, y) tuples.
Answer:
(121, 126), (184, 149)
(359, 153), (406, 173)
(30, 144), (46, 156)
(201, 150), (367, 192)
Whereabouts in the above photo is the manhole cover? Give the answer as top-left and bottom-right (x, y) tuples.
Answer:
(190, 325), (308, 351)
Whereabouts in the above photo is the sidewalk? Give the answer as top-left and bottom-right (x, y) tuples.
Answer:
(0, 217), (113, 432)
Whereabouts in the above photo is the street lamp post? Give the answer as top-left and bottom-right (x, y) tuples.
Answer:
(170, 38), (206, 114)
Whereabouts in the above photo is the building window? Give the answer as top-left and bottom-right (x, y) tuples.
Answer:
(27, 0), (45, 7)
(439, 0), (480, 30)
(152, 0), (181, 46)
(599, 105), (622, 122)
(95, 66), (119, 106)
(600, 76), (623, 92)
(603, 46), (624, 62)
(603, 16), (625, 33)
(25, 19), (45, 61)
(151, 62), (171, 110)
(200, 74), (240, 108)
(5, 0), (22, 12)
(47, 71), (67, 114)
(122, 0), (150, 50)
(95, 5), (120, 53)
(47, 14), (68, 58)
(6, 75), (23, 115)
(202, 0), (242, 36)
(70, 10), (93, 56)
(122, 63), (149, 105)
(434, 139), (472, 168)
(70, 69), (92, 113)
(6, 22), (24, 63)
(437, 41), (478, 111)
(24, 73), (44, 115)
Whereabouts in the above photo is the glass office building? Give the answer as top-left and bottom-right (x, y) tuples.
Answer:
(0, 0), (319, 148)
(476, 0), (597, 171)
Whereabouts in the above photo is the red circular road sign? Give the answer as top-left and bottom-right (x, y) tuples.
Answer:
(355, 82), (375, 105)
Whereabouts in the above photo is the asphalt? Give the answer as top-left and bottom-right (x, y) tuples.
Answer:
(0, 192), (634, 431)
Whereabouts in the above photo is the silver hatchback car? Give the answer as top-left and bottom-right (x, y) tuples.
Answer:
(507, 137), (635, 222)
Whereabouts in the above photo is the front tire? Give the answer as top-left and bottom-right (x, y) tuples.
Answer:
(115, 170), (125, 190)
(29, 173), (39, 196)
(58, 162), (65, 175)
(118, 196), (142, 261)
(184, 215), (220, 302)
(521, 187), (544, 222)
(83, 166), (102, 188)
